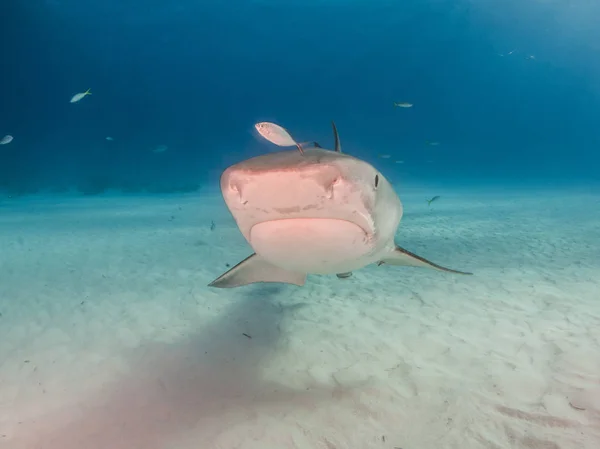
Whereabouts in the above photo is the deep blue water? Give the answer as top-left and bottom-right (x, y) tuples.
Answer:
(1, 0), (599, 195)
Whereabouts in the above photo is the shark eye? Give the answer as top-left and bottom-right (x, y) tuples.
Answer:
(374, 174), (379, 188)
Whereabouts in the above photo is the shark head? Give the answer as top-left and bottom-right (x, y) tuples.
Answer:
(209, 122), (472, 288)
(220, 148), (402, 274)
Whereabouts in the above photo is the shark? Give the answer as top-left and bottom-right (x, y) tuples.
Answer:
(208, 122), (472, 288)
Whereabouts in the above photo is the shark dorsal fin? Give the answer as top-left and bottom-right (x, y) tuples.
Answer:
(331, 121), (342, 153)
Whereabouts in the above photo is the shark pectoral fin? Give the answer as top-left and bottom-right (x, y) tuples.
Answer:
(208, 253), (307, 288)
(379, 246), (473, 275)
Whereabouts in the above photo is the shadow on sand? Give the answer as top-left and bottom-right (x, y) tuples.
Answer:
(14, 286), (356, 449)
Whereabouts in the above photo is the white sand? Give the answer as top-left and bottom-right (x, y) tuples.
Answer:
(0, 186), (599, 449)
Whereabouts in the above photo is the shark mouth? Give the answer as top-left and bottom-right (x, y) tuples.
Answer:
(248, 217), (374, 274)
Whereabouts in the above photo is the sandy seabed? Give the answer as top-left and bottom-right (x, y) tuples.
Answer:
(0, 185), (599, 449)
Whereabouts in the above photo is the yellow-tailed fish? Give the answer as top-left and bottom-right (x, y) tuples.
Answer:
(70, 89), (92, 103)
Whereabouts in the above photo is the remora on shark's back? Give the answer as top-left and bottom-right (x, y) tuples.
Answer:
(209, 122), (471, 288)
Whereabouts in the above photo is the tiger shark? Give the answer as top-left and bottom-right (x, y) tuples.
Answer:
(208, 122), (472, 288)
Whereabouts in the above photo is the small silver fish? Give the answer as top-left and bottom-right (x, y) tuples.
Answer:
(255, 121), (305, 154)
(0, 135), (13, 145)
(394, 102), (413, 108)
(105, 136), (114, 141)
(255, 122), (298, 147)
(70, 89), (91, 103)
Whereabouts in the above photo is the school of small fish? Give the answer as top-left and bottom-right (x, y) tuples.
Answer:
(2, 41), (539, 180)
(385, 46), (538, 160)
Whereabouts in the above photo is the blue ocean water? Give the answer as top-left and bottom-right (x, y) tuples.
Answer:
(3, 3), (600, 448)
(1, 0), (599, 195)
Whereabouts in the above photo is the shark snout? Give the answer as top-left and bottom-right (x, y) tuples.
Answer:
(222, 165), (344, 207)
(221, 169), (376, 240)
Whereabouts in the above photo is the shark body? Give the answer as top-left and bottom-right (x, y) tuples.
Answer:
(209, 123), (471, 288)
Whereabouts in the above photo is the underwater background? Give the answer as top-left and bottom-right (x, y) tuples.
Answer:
(1, 0), (599, 195)
(2, 2), (600, 448)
